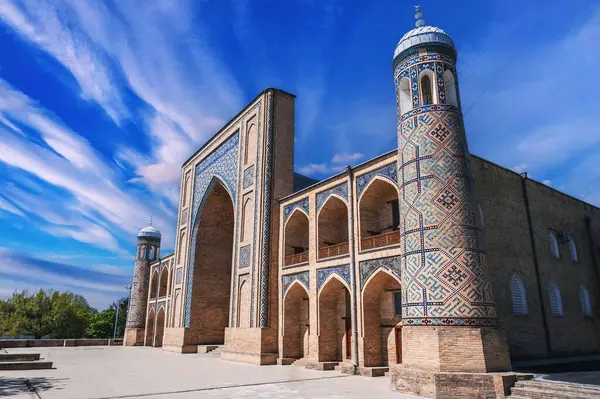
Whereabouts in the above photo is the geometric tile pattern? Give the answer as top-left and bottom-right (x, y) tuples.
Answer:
(316, 183), (348, 214)
(239, 245), (251, 268)
(282, 271), (310, 297)
(185, 133), (240, 328)
(356, 163), (398, 198)
(317, 265), (351, 292)
(283, 197), (310, 223)
(359, 256), (402, 291)
(394, 51), (497, 327)
(243, 165), (254, 189)
(258, 92), (275, 327)
(232, 101), (263, 328)
(126, 236), (160, 329)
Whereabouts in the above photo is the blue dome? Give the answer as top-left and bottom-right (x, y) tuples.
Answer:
(138, 225), (161, 239)
(394, 26), (454, 61)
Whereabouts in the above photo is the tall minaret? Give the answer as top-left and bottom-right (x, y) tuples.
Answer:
(124, 221), (161, 346)
(391, 6), (512, 394)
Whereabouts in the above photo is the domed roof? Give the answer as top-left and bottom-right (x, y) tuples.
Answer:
(138, 225), (161, 239)
(393, 7), (454, 61)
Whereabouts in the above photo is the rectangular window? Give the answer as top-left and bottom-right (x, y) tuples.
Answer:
(393, 291), (402, 317)
(390, 199), (400, 229)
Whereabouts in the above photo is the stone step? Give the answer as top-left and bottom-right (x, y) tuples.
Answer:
(0, 360), (53, 370)
(305, 361), (339, 371)
(510, 386), (597, 399)
(197, 345), (220, 354)
(357, 366), (389, 377)
(0, 353), (40, 362)
(515, 380), (600, 395)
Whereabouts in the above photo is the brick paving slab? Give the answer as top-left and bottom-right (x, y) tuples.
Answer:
(0, 347), (423, 399)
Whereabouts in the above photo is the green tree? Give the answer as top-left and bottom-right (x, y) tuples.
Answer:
(85, 309), (116, 338)
(85, 297), (128, 339)
(0, 289), (93, 339)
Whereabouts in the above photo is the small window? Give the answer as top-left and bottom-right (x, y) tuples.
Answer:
(548, 232), (560, 258)
(569, 236), (578, 262)
(398, 77), (412, 114)
(548, 280), (563, 316)
(579, 287), (592, 317)
(393, 291), (402, 317)
(444, 69), (458, 107)
(478, 204), (484, 228)
(149, 247), (155, 260)
(421, 74), (433, 105)
(510, 274), (528, 316)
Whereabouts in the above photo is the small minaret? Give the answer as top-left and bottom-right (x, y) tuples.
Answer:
(391, 6), (512, 395)
(124, 220), (161, 346)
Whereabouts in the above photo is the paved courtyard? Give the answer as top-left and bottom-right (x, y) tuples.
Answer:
(0, 347), (424, 399)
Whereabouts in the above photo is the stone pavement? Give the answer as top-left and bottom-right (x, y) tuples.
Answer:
(0, 347), (424, 399)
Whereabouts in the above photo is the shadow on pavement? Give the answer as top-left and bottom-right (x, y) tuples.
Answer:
(0, 376), (68, 397)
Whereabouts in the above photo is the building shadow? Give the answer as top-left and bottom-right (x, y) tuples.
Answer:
(0, 377), (68, 397)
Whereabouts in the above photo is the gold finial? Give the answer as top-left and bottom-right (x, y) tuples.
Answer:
(415, 5), (425, 27)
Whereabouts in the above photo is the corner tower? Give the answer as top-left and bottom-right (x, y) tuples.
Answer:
(391, 7), (514, 397)
(124, 223), (161, 346)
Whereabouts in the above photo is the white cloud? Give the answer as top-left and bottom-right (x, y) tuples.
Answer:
(298, 163), (330, 176)
(0, 196), (25, 217)
(462, 6), (600, 207)
(332, 152), (364, 164)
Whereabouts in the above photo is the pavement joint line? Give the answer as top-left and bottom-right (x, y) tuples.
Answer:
(25, 379), (43, 399)
(86, 375), (350, 399)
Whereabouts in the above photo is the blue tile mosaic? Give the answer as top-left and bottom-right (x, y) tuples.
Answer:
(316, 183), (348, 214)
(317, 265), (351, 292)
(356, 163), (398, 198)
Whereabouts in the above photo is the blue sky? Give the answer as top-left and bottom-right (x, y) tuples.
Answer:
(0, 0), (599, 309)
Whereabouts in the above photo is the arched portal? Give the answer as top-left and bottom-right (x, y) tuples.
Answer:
(189, 180), (235, 345)
(145, 308), (155, 346)
(359, 178), (400, 251)
(282, 282), (310, 359)
(154, 307), (166, 347)
(149, 271), (158, 299)
(318, 276), (351, 362)
(284, 210), (309, 266)
(158, 268), (168, 298)
(318, 196), (349, 259)
(362, 270), (402, 367)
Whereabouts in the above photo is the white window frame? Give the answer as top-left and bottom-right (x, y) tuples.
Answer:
(579, 287), (592, 317)
(548, 232), (560, 258)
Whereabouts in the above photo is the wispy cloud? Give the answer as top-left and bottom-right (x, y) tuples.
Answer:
(462, 5), (600, 206)
(297, 152), (365, 177)
(0, 248), (131, 309)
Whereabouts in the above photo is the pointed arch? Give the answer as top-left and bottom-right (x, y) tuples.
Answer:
(444, 69), (458, 107)
(361, 269), (402, 367)
(317, 195), (349, 259)
(549, 232), (560, 258)
(510, 274), (528, 316)
(548, 280), (563, 316)
(237, 278), (251, 327)
(362, 267), (403, 294)
(282, 280), (310, 359)
(244, 122), (257, 165)
(318, 273), (351, 299)
(419, 69), (437, 105)
(359, 177), (400, 251)
(579, 286), (592, 317)
(184, 177), (235, 342)
(398, 77), (412, 114)
(145, 307), (155, 346)
(241, 196), (254, 242)
(284, 209), (310, 266)
(149, 270), (158, 299)
(154, 306), (166, 347)
(283, 279), (310, 300)
(158, 267), (169, 298)
(569, 236), (579, 262)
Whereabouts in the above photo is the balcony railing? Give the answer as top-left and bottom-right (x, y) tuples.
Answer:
(361, 230), (400, 251)
(318, 242), (349, 259)
(284, 251), (309, 266)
